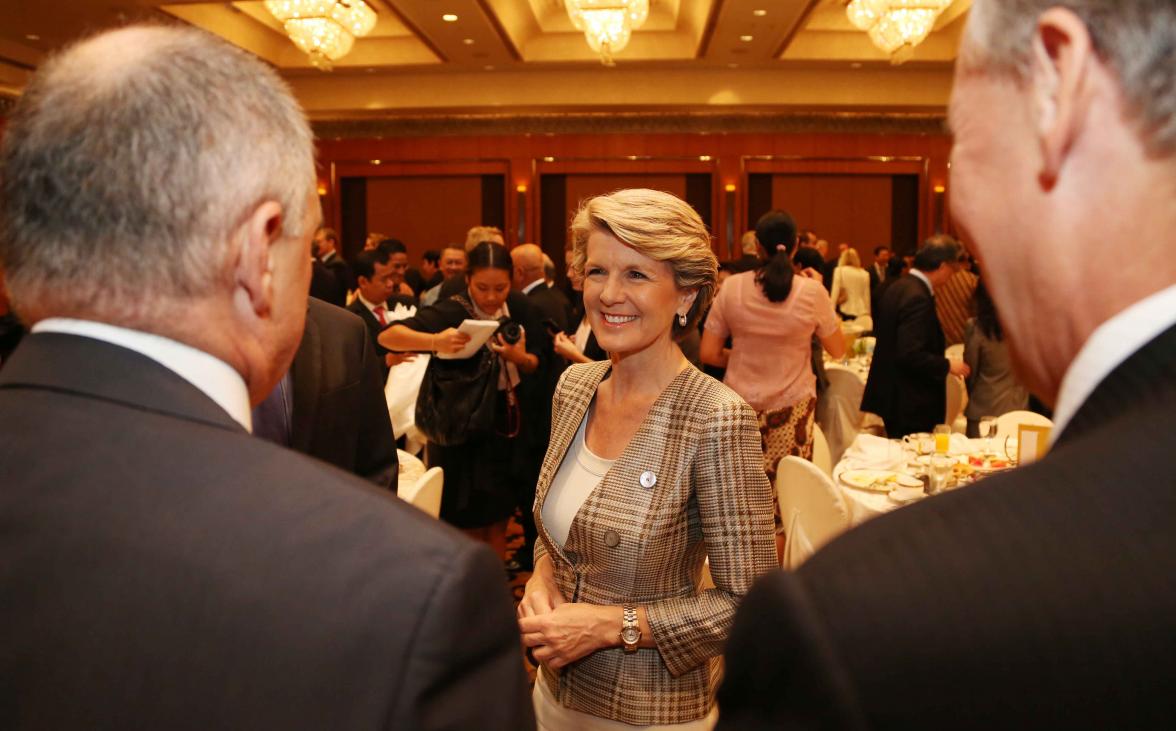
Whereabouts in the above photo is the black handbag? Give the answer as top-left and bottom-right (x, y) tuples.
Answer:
(414, 295), (502, 447)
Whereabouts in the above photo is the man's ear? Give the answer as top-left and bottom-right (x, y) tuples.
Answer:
(1031, 7), (1094, 185)
(235, 201), (284, 319)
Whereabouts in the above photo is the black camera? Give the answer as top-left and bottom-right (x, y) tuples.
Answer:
(496, 317), (523, 345)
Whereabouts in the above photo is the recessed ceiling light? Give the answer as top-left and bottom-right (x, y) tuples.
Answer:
(25, 34), (40, 41)
(740, 35), (753, 42)
(728, 62), (739, 68)
(365, 67), (376, 73)
(484, 65), (495, 71)
(462, 38), (475, 45)
(850, 62), (862, 69)
(442, 14), (458, 22)
(753, 9), (767, 17)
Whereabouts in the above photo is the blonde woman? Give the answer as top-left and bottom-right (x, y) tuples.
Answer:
(518, 189), (776, 729)
(829, 247), (871, 320)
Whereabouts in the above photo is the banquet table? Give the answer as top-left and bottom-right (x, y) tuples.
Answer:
(396, 449), (426, 496)
(832, 433), (1003, 526)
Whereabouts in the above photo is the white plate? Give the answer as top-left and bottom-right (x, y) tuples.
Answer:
(889, 486), (926, 504)
(840, 469), (920, 492)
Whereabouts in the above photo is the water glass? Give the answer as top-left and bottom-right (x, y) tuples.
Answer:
(929, 454), (952, 494)
(978, 415), (998, 455)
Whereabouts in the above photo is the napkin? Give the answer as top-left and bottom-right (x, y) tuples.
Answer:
(840, 434), (907, 472)
(386, 302), (417, 322)
(948, 433), (982, 456)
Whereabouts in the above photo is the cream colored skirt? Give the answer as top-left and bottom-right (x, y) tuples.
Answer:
(533, 676), (718, 731)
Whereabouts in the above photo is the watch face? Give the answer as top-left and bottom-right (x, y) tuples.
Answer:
(621, 627), (641, 645)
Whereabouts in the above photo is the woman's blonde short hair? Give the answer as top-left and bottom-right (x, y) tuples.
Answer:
(839, 248), (862, 268)
(570, 188), (717, 339)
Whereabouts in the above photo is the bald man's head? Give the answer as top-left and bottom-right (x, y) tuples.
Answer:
(511, 244), (545, 290)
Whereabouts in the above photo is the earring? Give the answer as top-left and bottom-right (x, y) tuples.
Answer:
(677, 312), (687, 327)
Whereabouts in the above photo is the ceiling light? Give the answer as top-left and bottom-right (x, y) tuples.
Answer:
(753, 9), (767, 17)
(565, 0), (649, 67)
(740, 35), (753, 42)
(727, 62), (739, 68)
(462, 38), (475, 44)
(264, 0), (377, 70)
(442, 14), (458, 22)
(845, 0), (954, 64)
(484, 65), (495, 70)
(25, 34), (40, 41)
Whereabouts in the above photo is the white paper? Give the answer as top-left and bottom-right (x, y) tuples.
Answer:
(385, 353), (430, 440)
(1018, 429), (1040, 465)
(435, 319), (500, 360)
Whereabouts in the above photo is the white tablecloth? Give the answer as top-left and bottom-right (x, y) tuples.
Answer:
(832, 433), (985, 526)
(397, 449), (426, 496)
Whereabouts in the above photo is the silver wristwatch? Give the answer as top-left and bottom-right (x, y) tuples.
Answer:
(620, 605), (641, 653)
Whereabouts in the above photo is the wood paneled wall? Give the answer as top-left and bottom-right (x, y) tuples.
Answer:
(315, 131), (954, 260)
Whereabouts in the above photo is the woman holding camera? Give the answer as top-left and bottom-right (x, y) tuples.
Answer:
(380, 242), (547, 555)
(518, 189), (776, 729)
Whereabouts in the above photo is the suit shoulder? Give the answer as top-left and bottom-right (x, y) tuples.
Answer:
(309, 297), (367, 333)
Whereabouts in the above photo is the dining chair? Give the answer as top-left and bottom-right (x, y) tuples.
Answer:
(776, 456), (850, 570)
(995, 410), (1053, 438)
(399, 466), (443, 518)
(945, 374), (967, 432)
(811, 422), (833, 477)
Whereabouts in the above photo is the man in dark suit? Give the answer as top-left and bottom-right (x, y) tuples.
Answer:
(347, 248), (417, 376)
(254, 298), (398, 489)
(860, 235), (971, 437)
(314, 226), (354, 294)
(509, 243), (567, 570)
(0, 26), (532, 730)
(420, 245), (467, 306)
(405, 248), (442, 298)
(868, 244), (892, 292)
(718, 2), (1176, 728)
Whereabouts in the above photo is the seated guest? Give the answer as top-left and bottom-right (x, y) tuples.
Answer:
(0, 25), (531, 729)
(253, 298), (398, 489)
(829, 247), (871, 320)
(380, 242), (548, 557)
(519, 189), (776, 729)
(719, 1), (1176, 727)
(963, 280), (1028, 436)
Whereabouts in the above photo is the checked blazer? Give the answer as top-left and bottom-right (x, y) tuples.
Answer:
(533, 361), (777, 726)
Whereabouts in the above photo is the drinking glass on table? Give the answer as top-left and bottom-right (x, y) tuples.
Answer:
(978, 415), (998, 456)
(933, 424), (952, 455)
(929, 454), (953, 494)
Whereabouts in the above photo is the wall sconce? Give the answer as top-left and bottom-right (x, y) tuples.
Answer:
(933, 184), (946, 233)
(516, 184), (528, 244)
(724, 184), (737, 257)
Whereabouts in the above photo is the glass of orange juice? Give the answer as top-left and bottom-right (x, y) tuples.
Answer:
(933, 424), (952, 454)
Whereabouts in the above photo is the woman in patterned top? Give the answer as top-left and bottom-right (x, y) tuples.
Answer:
(518, 189), (776, 729)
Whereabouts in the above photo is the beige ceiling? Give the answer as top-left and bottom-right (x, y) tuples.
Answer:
(0, 0), (970, 118)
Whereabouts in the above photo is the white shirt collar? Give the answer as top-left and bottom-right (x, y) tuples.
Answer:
(356, 292), (385, 314)
(31, 318), (252, 432)
(909, 268), (933, 294)
(521, 279), (546, 295)
(1051, 283), (1176, 443)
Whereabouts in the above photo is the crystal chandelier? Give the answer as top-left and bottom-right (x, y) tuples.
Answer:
(565, 0), (649, 67)
(845, 0), (954, 64)
(264, 0), (377, 70)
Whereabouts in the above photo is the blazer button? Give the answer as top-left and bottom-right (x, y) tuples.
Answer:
(603, 530), (620, 548)
(639, 470), (657, 488)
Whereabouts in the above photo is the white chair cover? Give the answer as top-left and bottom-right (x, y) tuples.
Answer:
(995, 410), (1053, 438)
(945, 343), (965, 363)
(399, 465), (443, 518)
(777, 456), (850, 570)
(816, 367), (865, 465)
(945, 375), (966, 432)
(811, 422), (833, 477)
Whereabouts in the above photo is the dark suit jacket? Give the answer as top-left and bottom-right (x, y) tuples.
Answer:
(289, 298), (398, 488)
(718, 323), (1176, 730)
(519, 283), (567, 455)
(309, 259), (346, 307)
(0, 332), (533, 730)
(320, 251), (355, 293)
(347, 294), (416, 376)
(861, 273), (948, 436)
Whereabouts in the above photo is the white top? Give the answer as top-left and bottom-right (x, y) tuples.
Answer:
(541, 406), (615, 548)
(1051, 283), (1176, 443)
(32, 317), (252, 432)
(830, 265), (871, 318)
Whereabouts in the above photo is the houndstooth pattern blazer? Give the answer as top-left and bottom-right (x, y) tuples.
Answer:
(533, 361), (777, 725)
